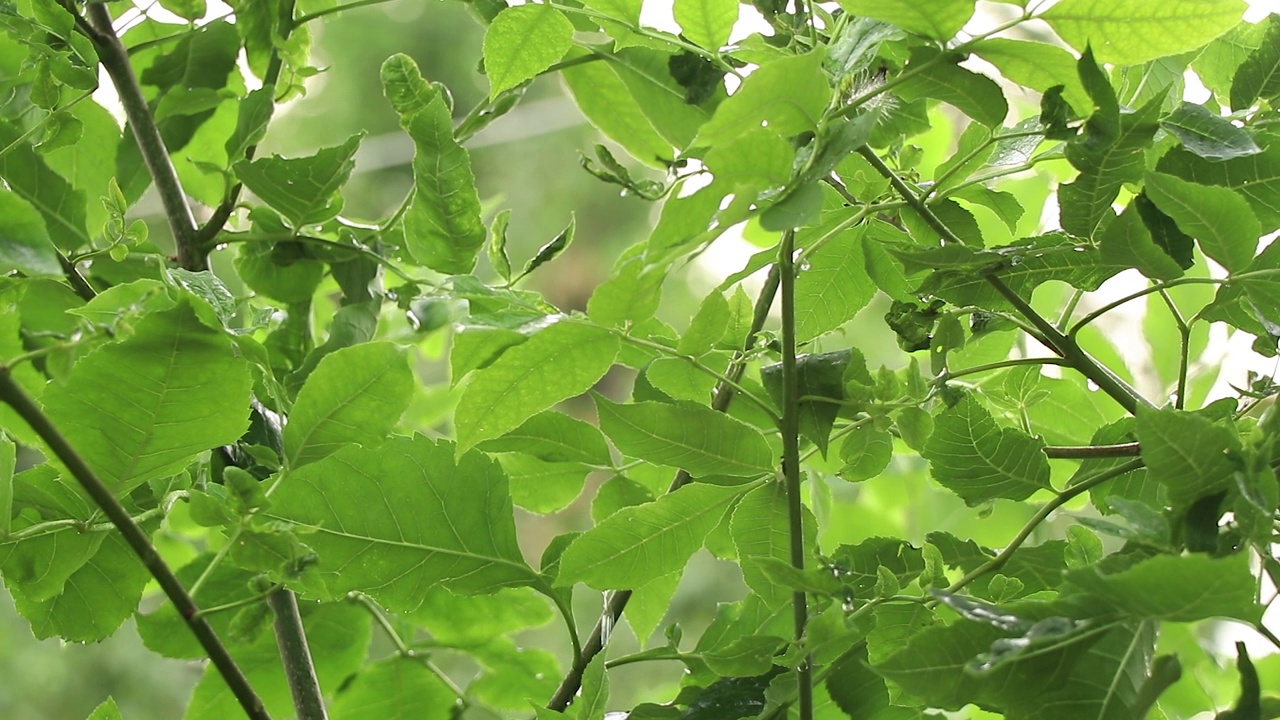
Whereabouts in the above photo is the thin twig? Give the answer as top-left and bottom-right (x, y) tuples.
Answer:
(0, 369), (271, 720)
(1042, 442), (1141, 459)
(545, 265), (783, 712)
(269, 589), (328, 720)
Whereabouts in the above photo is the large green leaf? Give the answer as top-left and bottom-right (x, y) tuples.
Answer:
(234, 134), (362, 227)
(283, 341), (414, 469)
(1135, 405), (1240, 507)
(455, 320), (619, 451)
(0, 189), (60, 277)
(973, 39), (1090, 114)
(1041, 0), (1246, 66)
(561, 50), (672, 168)
(606, 47), (719, 149)
(1156, 133), (1280, 233)
(0, 120), (89, 251)
(1144, 171), (1260, 272)
(922, 394), (1052, 505)
(483, 4), (573, 97)
(694, 52), (830, 148)
(794, 224), (876, 341)
(477, 410), (612, 464)
(1065, 553), (1261, 622)
(1160, 102), (1262, 161)
(1229, 14), (1280, 110)
(0, 467), (101, 604)
(1098, 199), (1185, 281)
(837, 0), (973, 40)
(730, 482), (815, 608)
(40, 302), (252, 493)
(895, 47), (1008, 127)
(556, 480), (750, 589)
(383, 55), (487, 274)
(330, 657), (458, 720)
(595, 396), (775, 478)
(674, 0), (737, 50)
(268, 437), (541, 608)
(11, 532), (149, 642)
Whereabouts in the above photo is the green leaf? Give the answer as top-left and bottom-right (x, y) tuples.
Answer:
(895, 47), (1008, 127)
(694, 52), (830, 148)
(836, 0), (974, 40)
(795, 223), (876, 341)
(556, 481), (748, 589)
(595, 396), (775, 478)
(1136, 405), (1240, 507)
(561, 49), (673, 168)
(1160, 102), (1262, 161)
(395, 84), (486, 274)
(838, 423), (893, 481)
(1156, 132), (1280, 232)
(330, 656), (458, 720)
(380, 53), (440, 118)
(0, 188), (59, 276)
(1061, 85), (1163, 238)
(582, 0), (641, 24)
(762, 349), (860, 456)
(268, 437), (541, 607)
(483, 4), (574, 98)
(605, 47), (719, 150)
(1042, 0), (1247, 66)
(1099, 198), (1186, 281)
(1230, 14), (1280, 110)
(588, 248), (667, 326)
(923, 394), (1052, 505)
(0, 120), (89, 251)
(283, 341), (414, 469)
(973, 39), (1091, 114)
(12, 532), (148, 642)
(674, 0), (737, 50)
(404, 586), (553, 645)
(498, 454), (590, 514)
(1066, 553), (1261, 622)
(487, 208), (514, 283)
(87, 698), (123, 720)
(572, 652), (610, 720)
(456, 321), (618, 451)
(1144, 171), (1260, 272)
(224, 85), (275, 160)
(520, 214), (575, 279)
(678, 289), (731, 357)
(234, 134), (362, 226)
(40, 302), (251, 493)
(731, 482), (815, 608)
(478, 410), (612, 464)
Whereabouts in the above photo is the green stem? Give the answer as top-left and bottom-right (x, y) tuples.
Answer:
(941, 356), (1072, 382)
(347, 593), (469, 706)
(57, 251), (96, 301)
(925, 128), (1046, 200)
(604, 648), (686, 669)
(1155, 289), (1192, 409)
(0, 369), (271, 720)
(1042, 442), (1140, 459)
(85, 6), (201, 271)
(609, 331), (781, 423)
(546, 265), (783, 713)
(268, 589), (328, 720)
(778, 227), (814, 720)
(1057, 289), (1084, 332)
(1068, 277), (1224, 337)
(293, 0), (396, 27)
(946, 459), (1145, 593)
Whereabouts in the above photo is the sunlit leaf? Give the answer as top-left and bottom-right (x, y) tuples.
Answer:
(923, 394), (1052, 505)
(1042, 0), (1246, 66)
(483, 4), (574, 98)
(595, 396), (775, 478)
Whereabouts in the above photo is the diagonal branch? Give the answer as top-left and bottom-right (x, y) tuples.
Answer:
(854, 146), (1151, 415)
(0, 369), (271, 720)
(84, 5), (201, 271)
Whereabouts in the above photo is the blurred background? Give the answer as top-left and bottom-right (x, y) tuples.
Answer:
(2, 0), (1279, 718)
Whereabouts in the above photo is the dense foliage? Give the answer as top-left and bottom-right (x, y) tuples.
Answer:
(0, 0), (1279, 718)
